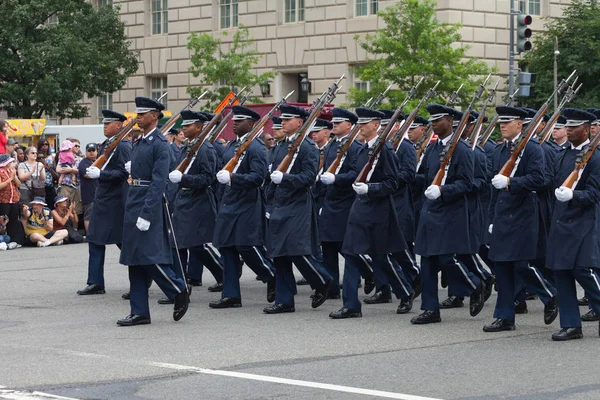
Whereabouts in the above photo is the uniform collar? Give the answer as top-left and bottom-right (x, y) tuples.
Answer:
(336, 133), (350, 142)
(237, 132), (251, 142)
(367, 136), (378, 148)
(142, 127), (158, 140)
(439, 134), (451, 146)
(571, 139), (590, 150)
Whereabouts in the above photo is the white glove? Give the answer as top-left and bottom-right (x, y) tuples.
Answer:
(216, 170), (231, 185)
(492, 174), (509, 189)
(352, 183), (369, 195)
(125, 161), (131, 174)
(424, 185), (441, 200)
(271, 171), (283, 185)
(320, 172), (335, 185)
(169, 170), (182, 183)
(86, 166), (100, 179)
(265, 212), (270, 220)
(136, 217), (150, 231)
(555, 186), (574, 202)
(488, 224), (493, 234)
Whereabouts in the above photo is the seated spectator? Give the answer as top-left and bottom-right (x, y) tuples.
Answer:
(21, 197), (68, 247)
(0, 214), (19, 250)
(0, 154), (25, 245)
(77, 143), (99, 233)
(52, 195), (78, 231)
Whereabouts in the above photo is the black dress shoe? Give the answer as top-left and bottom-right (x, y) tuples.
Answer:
(329, 307), (362, 319)
(117, 314), (151, 326)
(267, 278), (276, 303)
(364, 278), (375, 295)
(412, 274), (422, 299)
(187, 279), (202, 287)
(544, 296), (558, 325)
(397, 293), (414, 314)
(410, 310), (441, 325)
(578, 296), (589, 306)
(209, 297), (242, 309)
(484, 275), (495, 302)
(158, 297), (174, 305)
(208, 282), (223, 292)
(296, 277), (309, 285)
(77, 284), (105, 295)
(312, 280), (332, 309)
(552, 327), (583, 341)
(263, 303), (295, 314)
(470, 282), (485, 317)
(514, 300), (528, 314)
(173, 289), (189, 321)
(439, 296), (464, 309)
(582, 309), (599, 321)
(121, 292), (130, 300)
(364, 292), (392, 304)
(483, 318), (515, 332)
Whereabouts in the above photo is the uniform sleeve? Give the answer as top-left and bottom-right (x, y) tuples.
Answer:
(367, 145), (399, 199)
(472, 149), (487, 194)
(508, 143), (545, 194)
(395, 142), (417, 188)
(99, 142), (131, 183)
(541, 143), (556, 192)
(139, 141), (170, 222)
(440, 145), (474, 202)
(181, 145), (216, 190)
(333, 143), (359, 188)
(231, 142), (268, 189)
(280, 142), (318, 189)
(571, 154), (600, 207)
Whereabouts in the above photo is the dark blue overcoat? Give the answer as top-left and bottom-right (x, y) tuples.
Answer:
(392, 139), (417, 243)
(536, 140), (558, 257)
(466, 146), (487, 252)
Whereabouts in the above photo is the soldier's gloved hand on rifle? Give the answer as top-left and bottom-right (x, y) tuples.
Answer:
(424, 185), (441, 200)
(352, 183), (368, 195)
(270, 171), (283, 185)
(216, 170), (231, 185)
(320, 172), (335, 185)
(489, 224), (493, 234)
(555, 186), (574, 202)
(169, 170), (182, 183)
(491, 174), (509, 189)
(86, 166), (100, 179)
(124, 161), (131, 174)
(136, 217), (150, 232)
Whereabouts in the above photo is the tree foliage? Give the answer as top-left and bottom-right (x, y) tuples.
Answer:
(522, 0), (600, 109)
(0, 0), (138, 119)
(187, 26), (276, 110)
(348, 0), (493, 110)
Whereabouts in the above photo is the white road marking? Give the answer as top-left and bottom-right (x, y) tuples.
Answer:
(0, 388), (79, 400)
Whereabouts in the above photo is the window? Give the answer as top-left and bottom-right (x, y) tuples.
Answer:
(220, 0), (238, 29)
(98, 0), (113, 6)
(151, 77), (168, 109)
(352, 68), (371, 92)
(356, 0), (378, 17)
(47, 13), (59, 25)
(97, 93), (113, 123)
(284, 0), (305, 23)
(151, 0), (168, 35)
(519, 0), (540, 16)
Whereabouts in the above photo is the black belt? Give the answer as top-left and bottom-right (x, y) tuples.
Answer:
(130, 179), (152, 187)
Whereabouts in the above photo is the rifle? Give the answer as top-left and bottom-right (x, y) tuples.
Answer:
(355, 77), (425, 183)
(176, 88), (247, 173)
(561, 128), (600, 189)
(222, 91), (294, 173)
(91, 92), (169, 171)
(468, 78), (500, 149)
(416, 84), (463, 164)
(324, 85), (392, 175)
(432, 74), (491, 186)
(276, 75), (344, 173)
(208, 89), (251, 144)
(477, 87), (520, 148)
(499, 70), (576, 177)
(389, 80), (440, 152)
(539, 80), (582, 143)
(161, 91), (208, 133)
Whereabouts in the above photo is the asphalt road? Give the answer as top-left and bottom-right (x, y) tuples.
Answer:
(1, 243), (599, 400)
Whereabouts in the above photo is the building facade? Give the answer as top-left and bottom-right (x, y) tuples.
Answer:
(69, 0), (572, 124)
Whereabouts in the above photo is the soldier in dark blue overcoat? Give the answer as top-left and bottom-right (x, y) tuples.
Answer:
(550, 116), (570, 149)
(411, 104), (485, 325)
(77, 110), (131, 296)
(407, 117), (430, 233)
(264, 105), (333, 314)
(483, 107), (557, 333)
(210, 106), (276, 309)
(546, 109), (600, 341)
(318, 108), (361, 298)
(117, 97), (188, 326)
(330, 108), (413, 319)
(311, 118), (332, 213)
(166, 111), (224, 301)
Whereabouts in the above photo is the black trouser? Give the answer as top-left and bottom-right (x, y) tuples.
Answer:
(0, 203), (25, 245)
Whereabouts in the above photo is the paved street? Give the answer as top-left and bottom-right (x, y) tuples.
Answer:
(1, 243), (599, 400)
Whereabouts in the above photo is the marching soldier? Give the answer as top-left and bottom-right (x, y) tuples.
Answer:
(552, 116), (569, 149)
(117, 97), (189, 326)
(483, 106), (557, 333)
(411, 104), (485, 325)
(408, 116), (430, 231)
(265, 104), (333, 314)
(165, 110), (224, 304)
(312, 118), (332, 213)
(318, 108), (361, 299)
(330, 108), (413, 319)
(587, 109), (600, 140)
(547, 108), (600, 341)
(211, 106), (276, 309)
(77, 110), (131, 296)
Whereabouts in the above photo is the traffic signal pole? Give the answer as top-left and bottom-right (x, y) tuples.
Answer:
(509, 0), (515, 106)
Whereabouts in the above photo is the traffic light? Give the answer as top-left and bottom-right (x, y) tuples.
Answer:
(517, 13), (533, 53)
(518, 72), (536, 97)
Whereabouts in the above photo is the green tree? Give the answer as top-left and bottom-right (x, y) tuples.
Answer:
(348, 0), (493, 109)
(187, 26), (276, 110)
(0, 0), (138, 119)
(522, 0), (600, 109)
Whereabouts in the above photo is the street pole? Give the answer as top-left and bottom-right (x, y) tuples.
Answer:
(509, 0), (515, 106)
(554, 36), (559, 111)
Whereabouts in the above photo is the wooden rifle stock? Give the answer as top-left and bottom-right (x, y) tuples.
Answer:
(561, 131), (600, 189)
(208, 92), (250, 144)
(91, 117), (137, 170)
